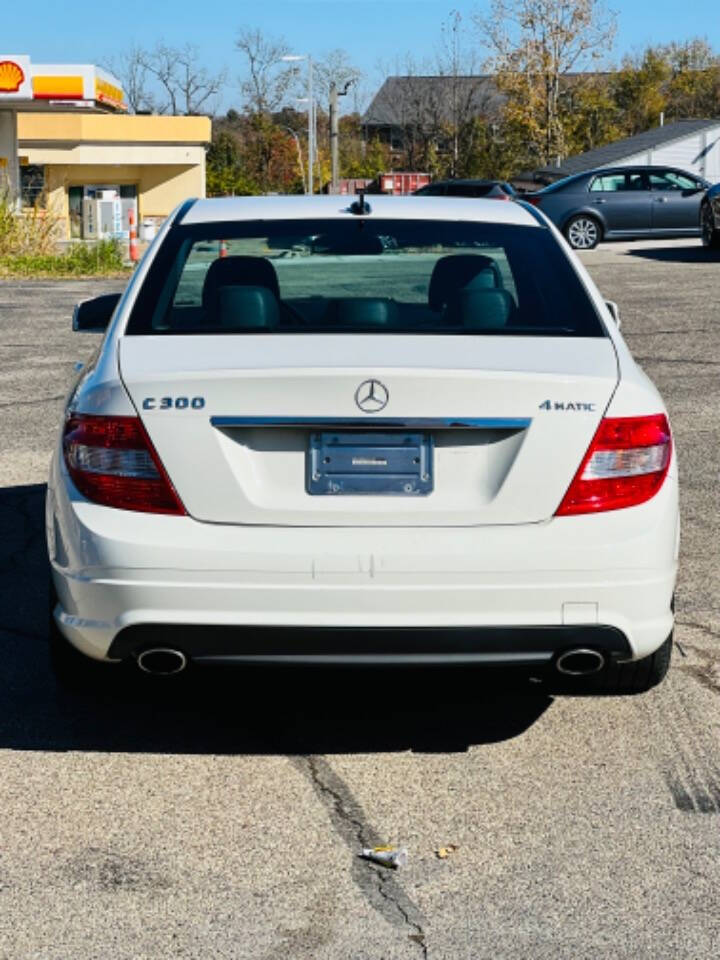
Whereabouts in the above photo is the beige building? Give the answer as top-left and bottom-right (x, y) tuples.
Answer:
(17, 113), (211, 240)
(0, 55), (210, 241)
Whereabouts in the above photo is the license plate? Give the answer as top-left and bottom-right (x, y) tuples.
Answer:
(307, 432), (433, 496)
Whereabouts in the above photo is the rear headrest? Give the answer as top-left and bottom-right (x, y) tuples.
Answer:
(202, 255), (280, 311)
(447, 288), (514, 329)
(216, 285), (279, 330)
(324, 298), (399, 327)
(428, 254), (502, 311)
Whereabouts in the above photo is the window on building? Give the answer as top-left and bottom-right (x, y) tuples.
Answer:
(20, 165), (45, 207)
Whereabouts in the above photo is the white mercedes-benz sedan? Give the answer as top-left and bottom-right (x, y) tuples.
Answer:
(46, 195), (678, 693)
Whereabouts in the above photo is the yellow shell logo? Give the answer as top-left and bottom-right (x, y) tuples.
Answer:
(0, 61), (25, 93)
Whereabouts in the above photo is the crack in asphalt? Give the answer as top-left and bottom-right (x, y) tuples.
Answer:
(635, 355), (720, 367)
(0, 394), (64, 409)
(676, 619), (720, 642)
(625, 328), (717, 337)
(290, 754), (428, 958)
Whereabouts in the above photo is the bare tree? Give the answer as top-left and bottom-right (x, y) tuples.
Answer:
(110, 43), (226, 115)
(106, 46), (158, 114)
(236, 29), (298, 115)
(436, 11), (493, 176)
(368, 54), (445, 171)
(475, 0), (617, 164)
(140, 43), (226, 115)
(313, 49), (363, 105)
(369, 37), (495, 177)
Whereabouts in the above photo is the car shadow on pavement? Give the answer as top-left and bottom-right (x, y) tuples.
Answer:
(626, 246), (720, 264)
(0, 482), (552, 755)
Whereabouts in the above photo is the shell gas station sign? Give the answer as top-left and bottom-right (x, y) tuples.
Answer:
(0, 56), (33, 98)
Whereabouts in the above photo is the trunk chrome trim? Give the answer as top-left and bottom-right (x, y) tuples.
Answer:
(210, 416), (531, 430)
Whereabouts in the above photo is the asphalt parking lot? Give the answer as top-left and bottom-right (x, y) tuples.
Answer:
(1, 239), (719, 959)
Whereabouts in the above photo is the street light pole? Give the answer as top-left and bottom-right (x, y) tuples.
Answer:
(280, 125), (307, 194)
(281, 53), (314, 194)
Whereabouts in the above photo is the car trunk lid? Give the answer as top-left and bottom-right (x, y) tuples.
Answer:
(119, 333), (618, 527)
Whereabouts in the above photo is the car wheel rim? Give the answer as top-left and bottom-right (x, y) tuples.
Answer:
(568, 219), (598, 249)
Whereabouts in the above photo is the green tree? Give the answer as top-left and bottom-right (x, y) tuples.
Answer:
(206, 130), (259, 196)
(337, 116), (391, 179)
(562, 75), (621, 154)
(612, 49), (670, 135)
(475, 0), (617, 166)
(662, 39), (720, 119)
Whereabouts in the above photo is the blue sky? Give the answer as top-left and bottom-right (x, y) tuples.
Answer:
(4, 0), (720, 113)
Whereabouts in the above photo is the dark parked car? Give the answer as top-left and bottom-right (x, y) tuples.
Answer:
(525, 166), (710, 250)
(414, 179), (516, 200)
(700, 182), (720, 249)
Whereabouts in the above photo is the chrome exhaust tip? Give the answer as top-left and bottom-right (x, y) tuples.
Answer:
(556, 648), (606, 677)
(137, 648), (187, 676)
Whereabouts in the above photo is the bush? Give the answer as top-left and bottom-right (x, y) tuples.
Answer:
(0, 188), (61, 257)
(0, 189), (128, 276)
(0, 239), (127, 277)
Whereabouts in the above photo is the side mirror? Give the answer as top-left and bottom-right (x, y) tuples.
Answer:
(605, 300), (621, 328)
(72, 293), (122, 332)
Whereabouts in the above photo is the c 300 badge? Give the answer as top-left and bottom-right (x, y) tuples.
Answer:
(142, 396), (205, 410)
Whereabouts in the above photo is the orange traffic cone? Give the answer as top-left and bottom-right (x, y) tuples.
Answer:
(219, 240), (228, 258)
(128, 210), (139, 263)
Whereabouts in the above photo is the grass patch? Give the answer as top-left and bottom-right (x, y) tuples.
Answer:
(0, 239), (131, 278)
(0, 189), (131, 277)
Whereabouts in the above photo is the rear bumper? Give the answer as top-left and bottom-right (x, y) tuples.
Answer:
(108, 623), (632, 667)
(48, 454), (679, 664)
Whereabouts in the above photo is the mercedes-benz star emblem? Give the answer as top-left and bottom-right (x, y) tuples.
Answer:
(355, 379), (389, 413)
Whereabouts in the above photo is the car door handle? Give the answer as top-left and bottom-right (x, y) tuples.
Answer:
(654, 197), (669, 203)
(593, 199), (607, 204)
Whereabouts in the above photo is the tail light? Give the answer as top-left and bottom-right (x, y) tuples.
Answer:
(525, 196), (542, 206)
(63, 414), (185, 515)
(556, 414), (672, 516)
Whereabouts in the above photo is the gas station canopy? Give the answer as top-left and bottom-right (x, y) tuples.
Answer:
(0, 55), (127, 201)
(0, 55), (126, 112)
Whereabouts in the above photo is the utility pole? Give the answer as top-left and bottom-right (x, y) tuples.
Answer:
(328, 80), (354, 195)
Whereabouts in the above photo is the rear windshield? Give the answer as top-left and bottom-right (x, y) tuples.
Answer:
(125, 217), (605, 338)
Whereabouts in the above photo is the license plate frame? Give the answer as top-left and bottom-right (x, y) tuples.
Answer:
(307, 431), (433, 496)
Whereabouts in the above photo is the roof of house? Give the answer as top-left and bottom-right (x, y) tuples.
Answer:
(362, 72), (614, 130)
(531, 118), (720, 180)
(362, 75), (504, 128)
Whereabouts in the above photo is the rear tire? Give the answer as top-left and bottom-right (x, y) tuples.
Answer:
(600, 632), (673, 694)
(701, 202), (720, 250)
(564, 215), (602, 250)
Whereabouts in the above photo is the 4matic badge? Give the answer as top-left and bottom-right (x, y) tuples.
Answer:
(539, 400), (596, 412)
